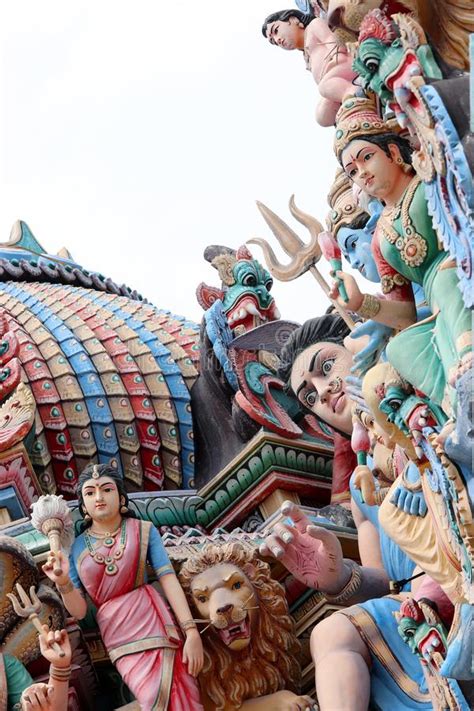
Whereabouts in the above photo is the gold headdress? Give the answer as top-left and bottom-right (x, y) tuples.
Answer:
(326, 169), (367, 237)
(334, 93), (402, 162)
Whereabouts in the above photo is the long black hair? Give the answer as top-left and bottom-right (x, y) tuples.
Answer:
(77, 462), (136, 531)
(262, 9), (313, 38)
(343, 133), (413, 168)
(278, 313), (351, 388)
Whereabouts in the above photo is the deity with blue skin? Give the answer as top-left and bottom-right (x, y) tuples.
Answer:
(335, 201), (430, 319)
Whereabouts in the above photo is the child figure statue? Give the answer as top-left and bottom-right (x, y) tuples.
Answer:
(42, 463), (204, 711)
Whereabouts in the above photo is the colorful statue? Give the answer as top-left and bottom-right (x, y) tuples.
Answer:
(319, 0), (473, 70)
(1, 625), (71, 711)
(193, 244), (280, 486)
(0, 536), (71, 711)
(350, 9), (474, 309)
(331, 94), (472, 426)
(179, 542), (315, 711)
(41, 462), (204, 711)
(361, 363), (471, 605)
(259, 315), (470, 710)
(351, 9), (442, 111)
(261, 9), (356, 126)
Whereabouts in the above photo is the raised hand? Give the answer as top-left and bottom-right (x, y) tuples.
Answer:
(38, 625), (72, 668)
(329, 271), (363, 312)
(42, 550), (70, 586)
(259, 502), (349, 595)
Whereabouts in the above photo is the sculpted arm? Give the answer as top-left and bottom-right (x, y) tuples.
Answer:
(155, 533), (204, 678)
(260, 501), (390, 606)
(42, 550), (88, 620)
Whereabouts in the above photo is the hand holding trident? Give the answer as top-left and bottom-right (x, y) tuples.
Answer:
(249, 196), (355, 330)
(7, 583), (65, 657)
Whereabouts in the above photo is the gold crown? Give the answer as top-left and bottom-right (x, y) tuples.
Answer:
(326, 169), (367, 236)
(334, 93), (401, 161)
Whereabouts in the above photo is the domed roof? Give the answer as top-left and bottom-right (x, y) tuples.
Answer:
(0, 221), (201, 493)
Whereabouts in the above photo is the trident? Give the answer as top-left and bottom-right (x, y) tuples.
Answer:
(249, 196), (355, 330)
(7, 583), (65, 657)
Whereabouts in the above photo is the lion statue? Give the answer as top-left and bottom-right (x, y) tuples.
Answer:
(179, 542), (315, 711)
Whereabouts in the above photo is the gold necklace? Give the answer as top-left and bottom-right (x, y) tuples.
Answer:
(85, 519), (127, 575)
(379, 177), (427, 267)
(88, 524), (121, 540)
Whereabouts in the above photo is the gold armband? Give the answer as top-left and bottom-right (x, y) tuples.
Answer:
(49, 664), (72, 682)
(324, 561), (362, 605)
(358, 294), (381, 320)
(180, 619), (198, 634)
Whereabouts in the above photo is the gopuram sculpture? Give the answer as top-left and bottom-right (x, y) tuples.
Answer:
(0, 3), (473, 710)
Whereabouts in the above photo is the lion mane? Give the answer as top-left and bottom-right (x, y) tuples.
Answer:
(179, 542), (301, 710)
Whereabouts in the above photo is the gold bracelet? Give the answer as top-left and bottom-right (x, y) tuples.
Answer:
(57, 579), (74, 595)
(180, 619), (198, 633)
(49, 664), (72, 682)
(324, 561), (362, 605)
(358, 294), (381, 320)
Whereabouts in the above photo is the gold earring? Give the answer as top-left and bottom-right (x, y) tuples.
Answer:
(396, 157), (403, 164)
(120, 499), (128, 514)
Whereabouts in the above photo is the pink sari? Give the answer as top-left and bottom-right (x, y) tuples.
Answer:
(76, 518), (203, 711)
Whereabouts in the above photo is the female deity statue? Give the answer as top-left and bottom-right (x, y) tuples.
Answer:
(42, 463), (204, 711)
(261, 315), (469, 711)
(330, 94), (472, 424)
(261, 9), (356, 126)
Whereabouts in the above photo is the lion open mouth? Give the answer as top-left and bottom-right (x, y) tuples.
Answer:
(218, 617), (250, 645)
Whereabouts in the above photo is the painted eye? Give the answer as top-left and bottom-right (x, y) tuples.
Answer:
(350, 239), (357, 249)
(364, 57), (379, 73)
(305, 391), (318, 407)
(265, 278), (273, 291)
(389, 399), (402, 411)
(197, 596), (207, 604)
(322, 358), (335, 375)
(364, 153), (374, 162)
(243, 273), (257, 287)
(232, 581), (242, 590)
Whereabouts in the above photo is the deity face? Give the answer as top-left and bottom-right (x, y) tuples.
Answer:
(265, 17), (305, 51)
(81, 476), (121, 523)
(352, 38), (397, 105)
(337, 225), (379, 282)
(290, 339), (354, 434)
(341, 139), (403, 201)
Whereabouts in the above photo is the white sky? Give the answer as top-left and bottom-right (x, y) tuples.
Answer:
(0, 1), (374, 325)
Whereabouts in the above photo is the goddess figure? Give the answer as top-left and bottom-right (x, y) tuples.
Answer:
(42, 463), (204, 711)
(330, 94), (472, 422)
